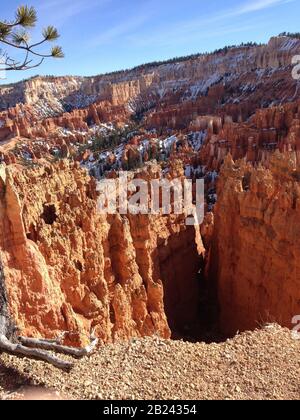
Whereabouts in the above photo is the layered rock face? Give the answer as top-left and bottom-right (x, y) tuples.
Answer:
(0, 36), (299, 143)
(0, 101), (129, 145)
(207, 153), (300, 336)
(0, 161), (204, 344)
(198, 100), (300, 171)
(0, 35), (299, 346)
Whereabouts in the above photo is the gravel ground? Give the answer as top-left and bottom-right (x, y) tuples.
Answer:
(0, 324), (299, 400)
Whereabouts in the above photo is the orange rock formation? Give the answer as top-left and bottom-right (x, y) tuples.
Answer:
(0, 161), (204, 344)
(207, 153), (300, 336)
(0, 35), (300, 346)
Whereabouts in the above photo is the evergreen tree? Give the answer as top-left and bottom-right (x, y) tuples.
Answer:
(279, 32), (300, 39)
(0, 5), (63, 72)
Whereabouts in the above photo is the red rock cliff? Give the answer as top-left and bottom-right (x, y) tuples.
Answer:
(208, 152), (300, 336)
(0, 161), (204, 344)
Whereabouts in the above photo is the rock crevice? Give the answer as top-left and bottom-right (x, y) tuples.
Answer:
(0, 161), (205, 345)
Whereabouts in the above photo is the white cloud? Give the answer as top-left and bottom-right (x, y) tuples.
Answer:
(236, 0), (294, 15)
(38, 0), (111, 27)
(90, 0), (157, 46)
(91, 14), (150, 46)
(126, 0), (294, 48)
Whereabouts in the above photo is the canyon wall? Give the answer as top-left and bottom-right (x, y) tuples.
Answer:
(0, 161), (204, 344)
(0, 35), (299, 345)
(0, 100), (129, 145)
(0, 36), (299, 143)
(198, 100), (300, 171)
(208, 153), (300, 336)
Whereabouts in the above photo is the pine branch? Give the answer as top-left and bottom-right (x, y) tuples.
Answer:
(15, 6), (37, 28)
(0, 5), (63, 73)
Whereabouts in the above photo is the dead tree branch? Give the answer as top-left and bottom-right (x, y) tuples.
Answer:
(0, 334), (74, 371)
(19, 335), (99, 359)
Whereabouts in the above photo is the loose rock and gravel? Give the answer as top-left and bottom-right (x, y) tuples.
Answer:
(0, 324), (299, 400)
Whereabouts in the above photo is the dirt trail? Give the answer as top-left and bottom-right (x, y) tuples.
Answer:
(0, 324), (299, 400)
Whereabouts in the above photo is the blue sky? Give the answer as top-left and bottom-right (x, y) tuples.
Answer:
(0, 0), (299, 84)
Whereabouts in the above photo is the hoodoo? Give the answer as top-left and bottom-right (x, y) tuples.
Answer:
(0, 35), (300, 345)
(0, 9), (300, 398)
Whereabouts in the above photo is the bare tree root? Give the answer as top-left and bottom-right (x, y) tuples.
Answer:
(0, 334), (74, 371)
(19, 335), (99, 359)
(0, 331), (99, 371)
